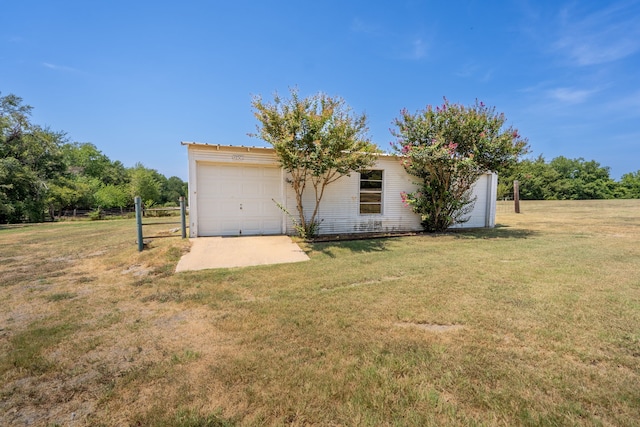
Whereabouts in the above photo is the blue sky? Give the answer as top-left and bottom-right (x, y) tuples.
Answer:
(2, 0), (639, 180)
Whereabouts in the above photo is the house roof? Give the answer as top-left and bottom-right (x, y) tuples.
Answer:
(180, 141), (273, 152)
(180, 141), (398, 157)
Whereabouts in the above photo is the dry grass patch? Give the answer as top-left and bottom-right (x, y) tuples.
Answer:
(1, 201), (640, 426)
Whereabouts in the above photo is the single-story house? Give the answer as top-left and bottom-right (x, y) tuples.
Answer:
(183, 142), (497, 237)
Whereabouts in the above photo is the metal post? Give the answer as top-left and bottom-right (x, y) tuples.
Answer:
(180, 196), (187, 239)
(135, 196), (144, 251)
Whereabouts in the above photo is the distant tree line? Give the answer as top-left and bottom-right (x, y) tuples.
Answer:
(498, 155), (640, 200)
(1, 92), (187, 223)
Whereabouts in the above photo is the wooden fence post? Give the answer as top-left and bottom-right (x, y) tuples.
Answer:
(513, 180), (520, 214)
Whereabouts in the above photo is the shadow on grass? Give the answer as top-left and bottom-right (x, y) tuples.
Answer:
(310, 238), (389, 258)
(0, 223), (35, 231)
(307, 225), (536, 257)
(451, 224), (538, 240)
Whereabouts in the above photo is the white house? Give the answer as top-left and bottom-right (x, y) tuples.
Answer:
(183, 142), (497, 237)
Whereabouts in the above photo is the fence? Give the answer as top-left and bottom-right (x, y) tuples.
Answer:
(135, 196), (188, 251)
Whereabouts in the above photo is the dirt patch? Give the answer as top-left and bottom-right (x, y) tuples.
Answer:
(121, 264), (151, 276)
(395, 322), (464, 333)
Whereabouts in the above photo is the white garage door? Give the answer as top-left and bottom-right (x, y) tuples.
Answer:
(196, 163), (283, 236)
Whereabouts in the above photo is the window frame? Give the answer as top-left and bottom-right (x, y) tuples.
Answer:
(359, 169), (383, 215)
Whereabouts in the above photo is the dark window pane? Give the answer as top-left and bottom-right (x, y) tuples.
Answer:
(360, 204), (382, 214)
(360, 180), (383, 189)
(361, 170), (383, 181)
(360, 193), (382, 203)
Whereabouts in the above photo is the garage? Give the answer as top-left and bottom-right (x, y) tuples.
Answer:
(195, 162), (283, 236)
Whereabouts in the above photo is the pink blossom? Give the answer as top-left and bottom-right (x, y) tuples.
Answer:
(400, 192), (410, 207)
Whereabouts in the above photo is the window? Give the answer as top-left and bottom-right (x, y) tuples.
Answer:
(360, 170), (383, 214)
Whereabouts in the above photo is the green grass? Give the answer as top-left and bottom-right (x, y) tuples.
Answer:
(0, 322), (78, 376)
(1, 200), (639, 426)
(44, 292), (77, 302)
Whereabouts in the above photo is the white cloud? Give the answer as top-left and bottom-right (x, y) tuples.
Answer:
(455, 62), (493, 82)
(411, 38), (427, 60)
(350, 16), (430, 61)
(350, 17), (379, 35)
(42, 62), (78, 73)
(604, 90), (640, 117)
(547, 87), (599, 104)
(553, 1), (640, 66)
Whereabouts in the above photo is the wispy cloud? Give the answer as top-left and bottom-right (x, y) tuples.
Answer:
(411, 38), (428, 60)
(603, 90), (640, 118)
(42, 62), (79, 73)
(546, 87), (600, 104)
(350, 17), (430, 61)
(553, 1), (640, 66)
(350, 17), (380, 35)
(455, 62), (493, 82)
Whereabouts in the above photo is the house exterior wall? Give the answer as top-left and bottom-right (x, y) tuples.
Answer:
(449, 171), (498, 229)
(184, 143), (497, 237)
(284, 156), (423, 235)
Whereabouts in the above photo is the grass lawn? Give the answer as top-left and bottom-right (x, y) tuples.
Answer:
(1, 200), (639, 426)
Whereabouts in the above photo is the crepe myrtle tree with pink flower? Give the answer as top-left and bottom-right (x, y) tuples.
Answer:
(252, 88), (378, 237)
(392, 98), (529, 232)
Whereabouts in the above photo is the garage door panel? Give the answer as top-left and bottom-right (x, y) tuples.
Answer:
(241, 183), (262, 197)
(242, 167), (261, 178)
(217, 219), (241, 236)
(219, 201), (241, 216)
(261, 199), (280, 215)
(261, 217), (282, 234)
(196, 163), (282, 236)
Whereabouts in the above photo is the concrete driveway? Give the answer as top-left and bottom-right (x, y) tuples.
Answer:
(175, 235), (310, 272)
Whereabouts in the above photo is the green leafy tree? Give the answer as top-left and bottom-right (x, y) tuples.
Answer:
(619, 171), (640, 198)
(163, 176), (188, 205)
(393, 99), (528, 231)
(128, 163), (161, 206)
(46, 175), (100, 218)
(501, 156), (619, 200)
(499, 156), (559, 200)
(62, 142), (129, 187)
(251, 88), (378, 236)
(95, 184), (131, 212)
(149, 169), (169, 204)
(0, 93), (66, 222)
(62, 142), (109, 180)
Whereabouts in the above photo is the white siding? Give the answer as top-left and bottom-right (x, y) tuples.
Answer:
(285, 156), (423, 235)
(185, 143), (497, 237)
(450, 172), (497, 229)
